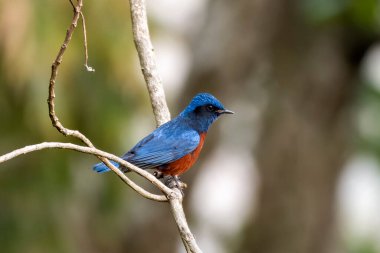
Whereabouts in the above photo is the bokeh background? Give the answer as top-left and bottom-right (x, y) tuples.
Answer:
(1, 0), (380, 252)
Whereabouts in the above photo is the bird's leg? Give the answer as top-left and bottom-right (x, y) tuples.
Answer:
(173, 176), (185, 196)
(153, 170), (164, 179)
(163, 175), (187, 196)
(163, 175), (176, 188)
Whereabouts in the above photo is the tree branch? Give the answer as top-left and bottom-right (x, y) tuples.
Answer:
(129, 0), (171, 127)
(45, 0), (170, 201)
(128, 0), (202, 252)
(0, 142), (168, 202)
(47, 0), (93, 146)
(168, 192), (203, 253)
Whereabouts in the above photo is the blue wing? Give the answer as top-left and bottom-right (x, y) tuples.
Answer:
(92, 119), (200, 173)
(122, 122), (200, 170)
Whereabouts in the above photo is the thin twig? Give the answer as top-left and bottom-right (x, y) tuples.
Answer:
(0, 142), (169, 201)
(69, 0), (75, 10)
(46, 0), (173, 203)
(129, 0), (171, 127)
(80, 12), (95, 72)
(47, 0), (93, 146)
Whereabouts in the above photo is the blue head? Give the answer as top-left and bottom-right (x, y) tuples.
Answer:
(180, 93), (234, 132)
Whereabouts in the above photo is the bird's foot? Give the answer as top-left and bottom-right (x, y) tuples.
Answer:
(164, 175), (187, 196)
(153, 170), (164, 179)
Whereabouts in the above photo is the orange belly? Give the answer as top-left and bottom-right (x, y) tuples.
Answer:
(162, 132), (206, 176)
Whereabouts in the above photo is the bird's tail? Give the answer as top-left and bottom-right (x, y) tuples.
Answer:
(92, 160), (119, 173)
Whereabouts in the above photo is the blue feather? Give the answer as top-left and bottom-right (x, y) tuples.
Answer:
(120, 122), (200, 170)
(92, 160), (119, 173)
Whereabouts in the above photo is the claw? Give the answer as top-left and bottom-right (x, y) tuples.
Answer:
(164, 175), (187, 196)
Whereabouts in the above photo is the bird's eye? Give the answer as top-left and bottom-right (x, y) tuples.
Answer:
(206, 105), (215, 112)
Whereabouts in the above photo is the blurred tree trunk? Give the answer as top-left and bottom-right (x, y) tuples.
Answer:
(182, 0), (361, 253)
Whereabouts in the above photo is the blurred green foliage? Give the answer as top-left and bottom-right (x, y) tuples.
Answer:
(301, 0), (380, 33)
(348, 239), (378, 253)
(301, 0), (380, 159)
(357, 83), (380, 163)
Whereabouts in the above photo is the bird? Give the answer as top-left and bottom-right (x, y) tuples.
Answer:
(93, 93), (233, 187)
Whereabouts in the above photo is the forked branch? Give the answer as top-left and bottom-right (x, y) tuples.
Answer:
(46, 0), (171, 201)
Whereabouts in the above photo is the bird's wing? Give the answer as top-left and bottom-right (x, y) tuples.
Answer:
(121, 125), (200, 170)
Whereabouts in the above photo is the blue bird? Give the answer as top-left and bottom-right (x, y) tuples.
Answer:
(93, 93), (233, 181)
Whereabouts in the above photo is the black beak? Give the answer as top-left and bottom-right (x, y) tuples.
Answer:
(217, 109), (234, 115)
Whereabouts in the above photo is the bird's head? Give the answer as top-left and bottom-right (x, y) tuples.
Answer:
(180, 93), (234, 132)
